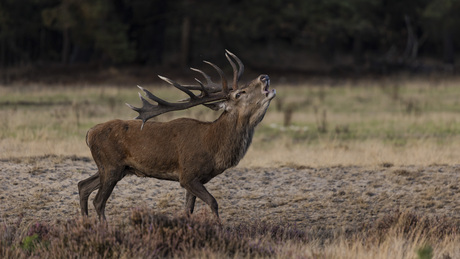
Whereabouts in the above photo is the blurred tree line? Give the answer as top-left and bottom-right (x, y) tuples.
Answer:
(1, 0), (459, 74)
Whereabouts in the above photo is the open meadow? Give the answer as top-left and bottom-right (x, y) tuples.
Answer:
(1, 76), (460, 258)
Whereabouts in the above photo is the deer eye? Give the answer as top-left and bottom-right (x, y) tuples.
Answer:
(235, 91), (246, 99)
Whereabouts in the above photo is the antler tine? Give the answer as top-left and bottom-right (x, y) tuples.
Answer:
(203, 61), (229, 93)
(126, 87), (170, 129)
(190, 67), (213, 86)
(194, 78), (209, 96)
(225, 49), (244, 81)
(225, 53), (239, 91)
(189, 67), (221, 93)
(158, 75), (197, 100)
(137, 85), (170, 106)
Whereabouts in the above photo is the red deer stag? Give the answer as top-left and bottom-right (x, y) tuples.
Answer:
(78, 50), (276, 221)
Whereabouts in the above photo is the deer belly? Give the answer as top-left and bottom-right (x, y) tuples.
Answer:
(129, 167), (179, 181)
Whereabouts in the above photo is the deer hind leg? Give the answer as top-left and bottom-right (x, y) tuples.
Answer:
(183, 180), (219, 219)
(92, 169), (124, 221)
(185, 190), (197, 215)
(78, 172), (101, 216)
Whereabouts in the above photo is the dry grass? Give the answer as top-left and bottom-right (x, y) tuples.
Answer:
(1, 76), (460, 167)
(1, 209), (459, 258)
(241, 138), (460, 167)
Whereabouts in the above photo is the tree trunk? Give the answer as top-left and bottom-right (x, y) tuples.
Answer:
(0, 36), (5, 67)
(61, 27), (70, 64)
(404, 15), (418, 61)
(353, 33), (363, 66)
(443, 29), (454, 66)
(180, 16), (191, 68)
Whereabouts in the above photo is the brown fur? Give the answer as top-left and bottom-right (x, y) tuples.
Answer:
(78, 75), (275, 221)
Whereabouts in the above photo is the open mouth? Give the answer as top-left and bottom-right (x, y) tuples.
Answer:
(261, 78), (276, 99)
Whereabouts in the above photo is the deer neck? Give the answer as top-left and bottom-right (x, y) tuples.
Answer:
(211, 110), (255, 169)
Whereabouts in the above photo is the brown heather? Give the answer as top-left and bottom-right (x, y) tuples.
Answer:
(1, 209), (459, 258)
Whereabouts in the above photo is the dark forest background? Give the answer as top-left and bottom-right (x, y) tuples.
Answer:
(1, 0), (460, 81)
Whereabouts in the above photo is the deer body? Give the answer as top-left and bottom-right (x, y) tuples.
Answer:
(87, 111), (256, 181)
(78, 51), (275, 221)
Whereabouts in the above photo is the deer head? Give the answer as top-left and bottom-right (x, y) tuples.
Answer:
(127, 50), (275, 128)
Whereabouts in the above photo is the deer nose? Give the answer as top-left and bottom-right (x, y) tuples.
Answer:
(259, 75), (270, 83)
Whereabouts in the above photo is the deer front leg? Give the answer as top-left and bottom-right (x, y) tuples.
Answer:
(185, 190), (197, 215)
(182, 179), (219, 220)
(93, 171), (121, 221)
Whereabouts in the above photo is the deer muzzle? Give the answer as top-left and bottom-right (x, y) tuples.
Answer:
(259, 75), (276, 99)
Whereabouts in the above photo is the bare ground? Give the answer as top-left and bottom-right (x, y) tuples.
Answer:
(1, 155), (460, 232)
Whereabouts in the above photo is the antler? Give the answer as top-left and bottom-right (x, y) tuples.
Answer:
(225, 49), (244, 90)
(126, 50), (244, 129)
(179, 49), (244, 94)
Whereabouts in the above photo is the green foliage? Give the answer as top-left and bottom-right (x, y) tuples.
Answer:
(0, 0), (459, 69)
(41, 0), (135, 63)
(20, 234), (39, 253)
(417, 245), (433, 259)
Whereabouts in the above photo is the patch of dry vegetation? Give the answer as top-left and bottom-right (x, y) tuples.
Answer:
(1, 209), (459, 258)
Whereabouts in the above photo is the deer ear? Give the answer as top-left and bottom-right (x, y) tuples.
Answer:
(203, 101), (227, 111)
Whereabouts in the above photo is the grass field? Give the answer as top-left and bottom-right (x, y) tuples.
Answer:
(1, 76), (460, 166)
(1, 76), (460, 258)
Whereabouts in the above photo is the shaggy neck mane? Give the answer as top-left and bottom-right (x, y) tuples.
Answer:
(212, 110), (256, 169)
